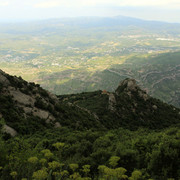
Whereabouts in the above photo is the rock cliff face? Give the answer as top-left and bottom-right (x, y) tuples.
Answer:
(115, 78), (149, 101)
(116, 79), (138, 92)
(0, 70), (61, 136)
(108, 93), (116, 112)
(0, 69), (102, 136)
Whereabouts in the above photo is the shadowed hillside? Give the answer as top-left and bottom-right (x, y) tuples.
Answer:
(0, 69), (180, 179)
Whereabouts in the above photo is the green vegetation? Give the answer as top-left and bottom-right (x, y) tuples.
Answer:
(59, 86), (180, 130)
(0, 70), (180, 179)
(0, 17), (180, 107)
(0, 126), (180, 179)
(0, 17), (180, 179)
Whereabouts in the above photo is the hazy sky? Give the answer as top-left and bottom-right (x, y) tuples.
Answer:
(1, 0), (180, 22)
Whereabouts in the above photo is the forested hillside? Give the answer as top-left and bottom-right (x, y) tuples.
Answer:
(0, 70), (180, 179)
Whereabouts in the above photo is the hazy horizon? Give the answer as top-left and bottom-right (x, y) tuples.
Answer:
(0, 0), (180, 23)
(0, 15), (180, 25)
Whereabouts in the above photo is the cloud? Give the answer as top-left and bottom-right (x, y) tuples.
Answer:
(116, 0), (180, 8)
(1, 0), (180, 9)
(0, 1), (9, 6)
(32, 0), (180, 9)
(1, 0), (180, 11)
(34, 1), (61, 8)
(0, 0), (180, 22)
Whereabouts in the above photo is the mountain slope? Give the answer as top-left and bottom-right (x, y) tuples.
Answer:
(0, 69), (180, 180)
(0, 69), (103, 136)
(59, 78), (180, 130)
(0, 69), (180, 137)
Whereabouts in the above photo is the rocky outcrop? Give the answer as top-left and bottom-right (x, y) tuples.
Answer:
(9, 88), (35, 106)
(138, 90), (149, 101)
(115, 78), (149, 101)
(108, 93), (116, 112)
(0, 69), (58, 133)
(116, 79), (138, 93)
(54, 122), (61, 128)
(33, 108), (49, 119)
(152, 105), (157, 110)
(2, 125), (17, 137)
(23, 107), (33, 114)
(126, 79), (138, 91)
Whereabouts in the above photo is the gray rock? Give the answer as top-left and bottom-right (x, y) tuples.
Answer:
(138, 91), (149, 101)
(116, 79), (149, 100)
(32, 108), (49, 119)
(48, 115), (55, 121)
(108, 93), (116, 111)
(116, 79), (138, 95)
(9, 89), (35, 106)
(2, 124), (17, 137)
(54, 122), (61, 128)
(126, 79), (138, 91)
(48, 92), (58, 102)
(23, 107), (33, 114)
(46, 115), (56, 123)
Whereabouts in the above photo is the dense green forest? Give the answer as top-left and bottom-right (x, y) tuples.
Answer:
(0, 126), (180, 179)
(0, 70), (180, 179)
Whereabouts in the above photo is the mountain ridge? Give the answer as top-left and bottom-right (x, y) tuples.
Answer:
(0, 69), (180, 137)
(1, 16), (180, 34)
(59, 78), (180, 130)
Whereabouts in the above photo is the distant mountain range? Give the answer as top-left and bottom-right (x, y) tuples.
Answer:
(1, 16), (180, 34)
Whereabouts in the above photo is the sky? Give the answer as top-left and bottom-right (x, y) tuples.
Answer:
(0, 0), (180, 23)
